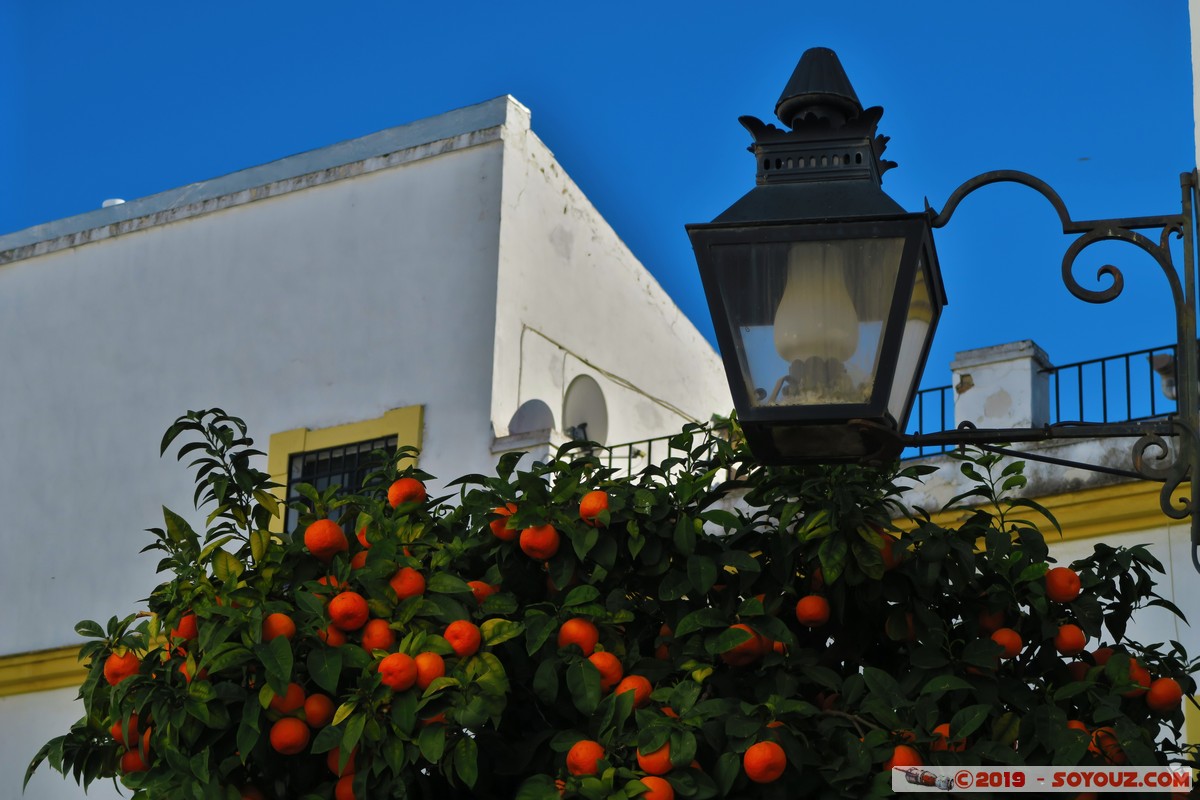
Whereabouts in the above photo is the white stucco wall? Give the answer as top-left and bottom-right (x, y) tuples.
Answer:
(0, 138), (504, 659)
(490, 101), (731, 447)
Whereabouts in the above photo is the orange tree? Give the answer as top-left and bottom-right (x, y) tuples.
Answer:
(28, 409), (1199, 799)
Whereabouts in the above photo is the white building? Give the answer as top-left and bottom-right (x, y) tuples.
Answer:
(0, 95), (730, 798)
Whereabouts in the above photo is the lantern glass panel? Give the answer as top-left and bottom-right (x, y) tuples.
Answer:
(711, 237), (905, 409)
(886, 255), (935, 421)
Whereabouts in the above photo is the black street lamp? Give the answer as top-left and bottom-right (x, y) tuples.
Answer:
(687, 48), (946, 464)
(690, 47), (1200, 572)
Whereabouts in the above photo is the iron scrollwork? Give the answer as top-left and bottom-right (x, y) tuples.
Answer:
(920, 170), (1200, 570)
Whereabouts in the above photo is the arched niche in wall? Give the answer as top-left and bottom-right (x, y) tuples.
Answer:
(508, 399), (555, 435)
(563, 374), (608, 445)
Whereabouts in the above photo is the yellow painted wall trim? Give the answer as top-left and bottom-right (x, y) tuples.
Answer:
(901, 479), (1176, 541)
(0, 646), (85, 698)
(266, 406), (424, 533)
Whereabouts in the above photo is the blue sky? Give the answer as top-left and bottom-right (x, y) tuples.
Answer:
(3, 1), (1194, 396)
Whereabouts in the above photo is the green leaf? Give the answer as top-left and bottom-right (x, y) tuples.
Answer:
(250, 529), (271, 564)
(686, 555), (718, 595)
(481, 618), (524, 647)
(253, 489), (281, 519)
(74, 620), (105, 638)
(533, 659), (559, 704)
(919, 675), (973, 696)
(563, 585), (601, 607)
(211, 549), (244, 583)
(453, 736), (478, 788)
(673, 516), (696, 556)
(516, 775), (562, 800)
(699, 509), (741, 531)
(674, 607), (728, 638)
(236, 700), (260, 764)
(308, 647), (343, 695)
(948, 704), (990, 739)
(819, 535), (848, 584)
(713, 751), (740, 795)
(256, 635), (293, 695)
(427, 573), (473, 595)
(419, 723), (446, 763)
(566, 660), (601, 715)
(343, 712), (367, 755)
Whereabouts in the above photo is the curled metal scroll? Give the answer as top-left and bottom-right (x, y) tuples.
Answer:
(926, 170), (1187, 312)
(1133, 421), (1197, 521)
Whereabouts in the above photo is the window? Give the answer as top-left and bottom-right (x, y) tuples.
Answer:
(266, 406), (423, 534)
(284, 435), (397, 533)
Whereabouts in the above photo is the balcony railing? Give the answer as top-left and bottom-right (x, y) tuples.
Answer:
(902, 342), (1182, 459)
(602, 343), (1185, 473)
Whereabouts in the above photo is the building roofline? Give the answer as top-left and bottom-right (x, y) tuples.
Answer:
(0, 95), (529, 262)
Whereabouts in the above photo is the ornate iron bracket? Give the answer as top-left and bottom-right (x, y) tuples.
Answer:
(911, 170), (1200, 571)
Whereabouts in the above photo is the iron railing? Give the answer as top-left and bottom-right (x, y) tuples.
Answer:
(603, 343), (1186, 472)
(901, 342), (1182, 460)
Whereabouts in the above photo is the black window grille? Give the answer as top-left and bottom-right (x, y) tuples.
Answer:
(285, 435), (397, 533)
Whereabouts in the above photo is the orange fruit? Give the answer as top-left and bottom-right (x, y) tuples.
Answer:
(931, 722), (965, 752)
(557, 617), (600, 656)
(1146, 677), (1184, 713)
(1090, 726), (1126, 764)
(1066, 661), (1090, 682)
(104, 651), (140, 686)
(120, 747), (150, 773)
(263, 612), (297, 642)
(884, 744), (923, 770)
(489, 503), (518, 541)
(1067, 719), (1090, 736)
(588, 651), (623, 691)
(329, 591), (369, 631)
(743, 740), (786, 784)
(638, 775), (674, 800)
(388, 477), (427, 508)
(389, 566), (427, 601)
(239, 787), (266, 800)
(579, 490), (609, 526)
(794, 595), (830, 627)
(566, 739), (605, 776)
(1046, 567), (1082, 603)
(637, 741), (672, 775)
(170, 612), (199, 642)
(361, 618), (396, 652)
(990, 627), (1022, 659)
(1091, 646), (1115, 666)
(349, 551), (368, 570)
(356, 526), (371, 548)
(304, 519), (349, 562)
(878, 532), (902, 570)
(316, 575), (343, 596)
(378, 652), (418, 691)
(269, 717), (310, 755)
(445, 619), (482, 657)
(720, 623), (766, 666)
(519, 524), (560, 560)
(977, 608), (1006, 633)
(327, 747), (357, 776)
(1122, 657), (1151, 698)
(467, 580), (498, 604)
(110, 713), (140, 745)
(614, 674), (653, 708)
(269, 682), (306, 715)
(1054, 624), (1087, 656)
(319, 624), (347, 647)
(415, 651), (446, 690)
(335, 774), (356, 800)
(304, 693), (335, 727)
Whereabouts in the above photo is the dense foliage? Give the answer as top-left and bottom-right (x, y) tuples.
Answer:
(29, 409), (1198, 798)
